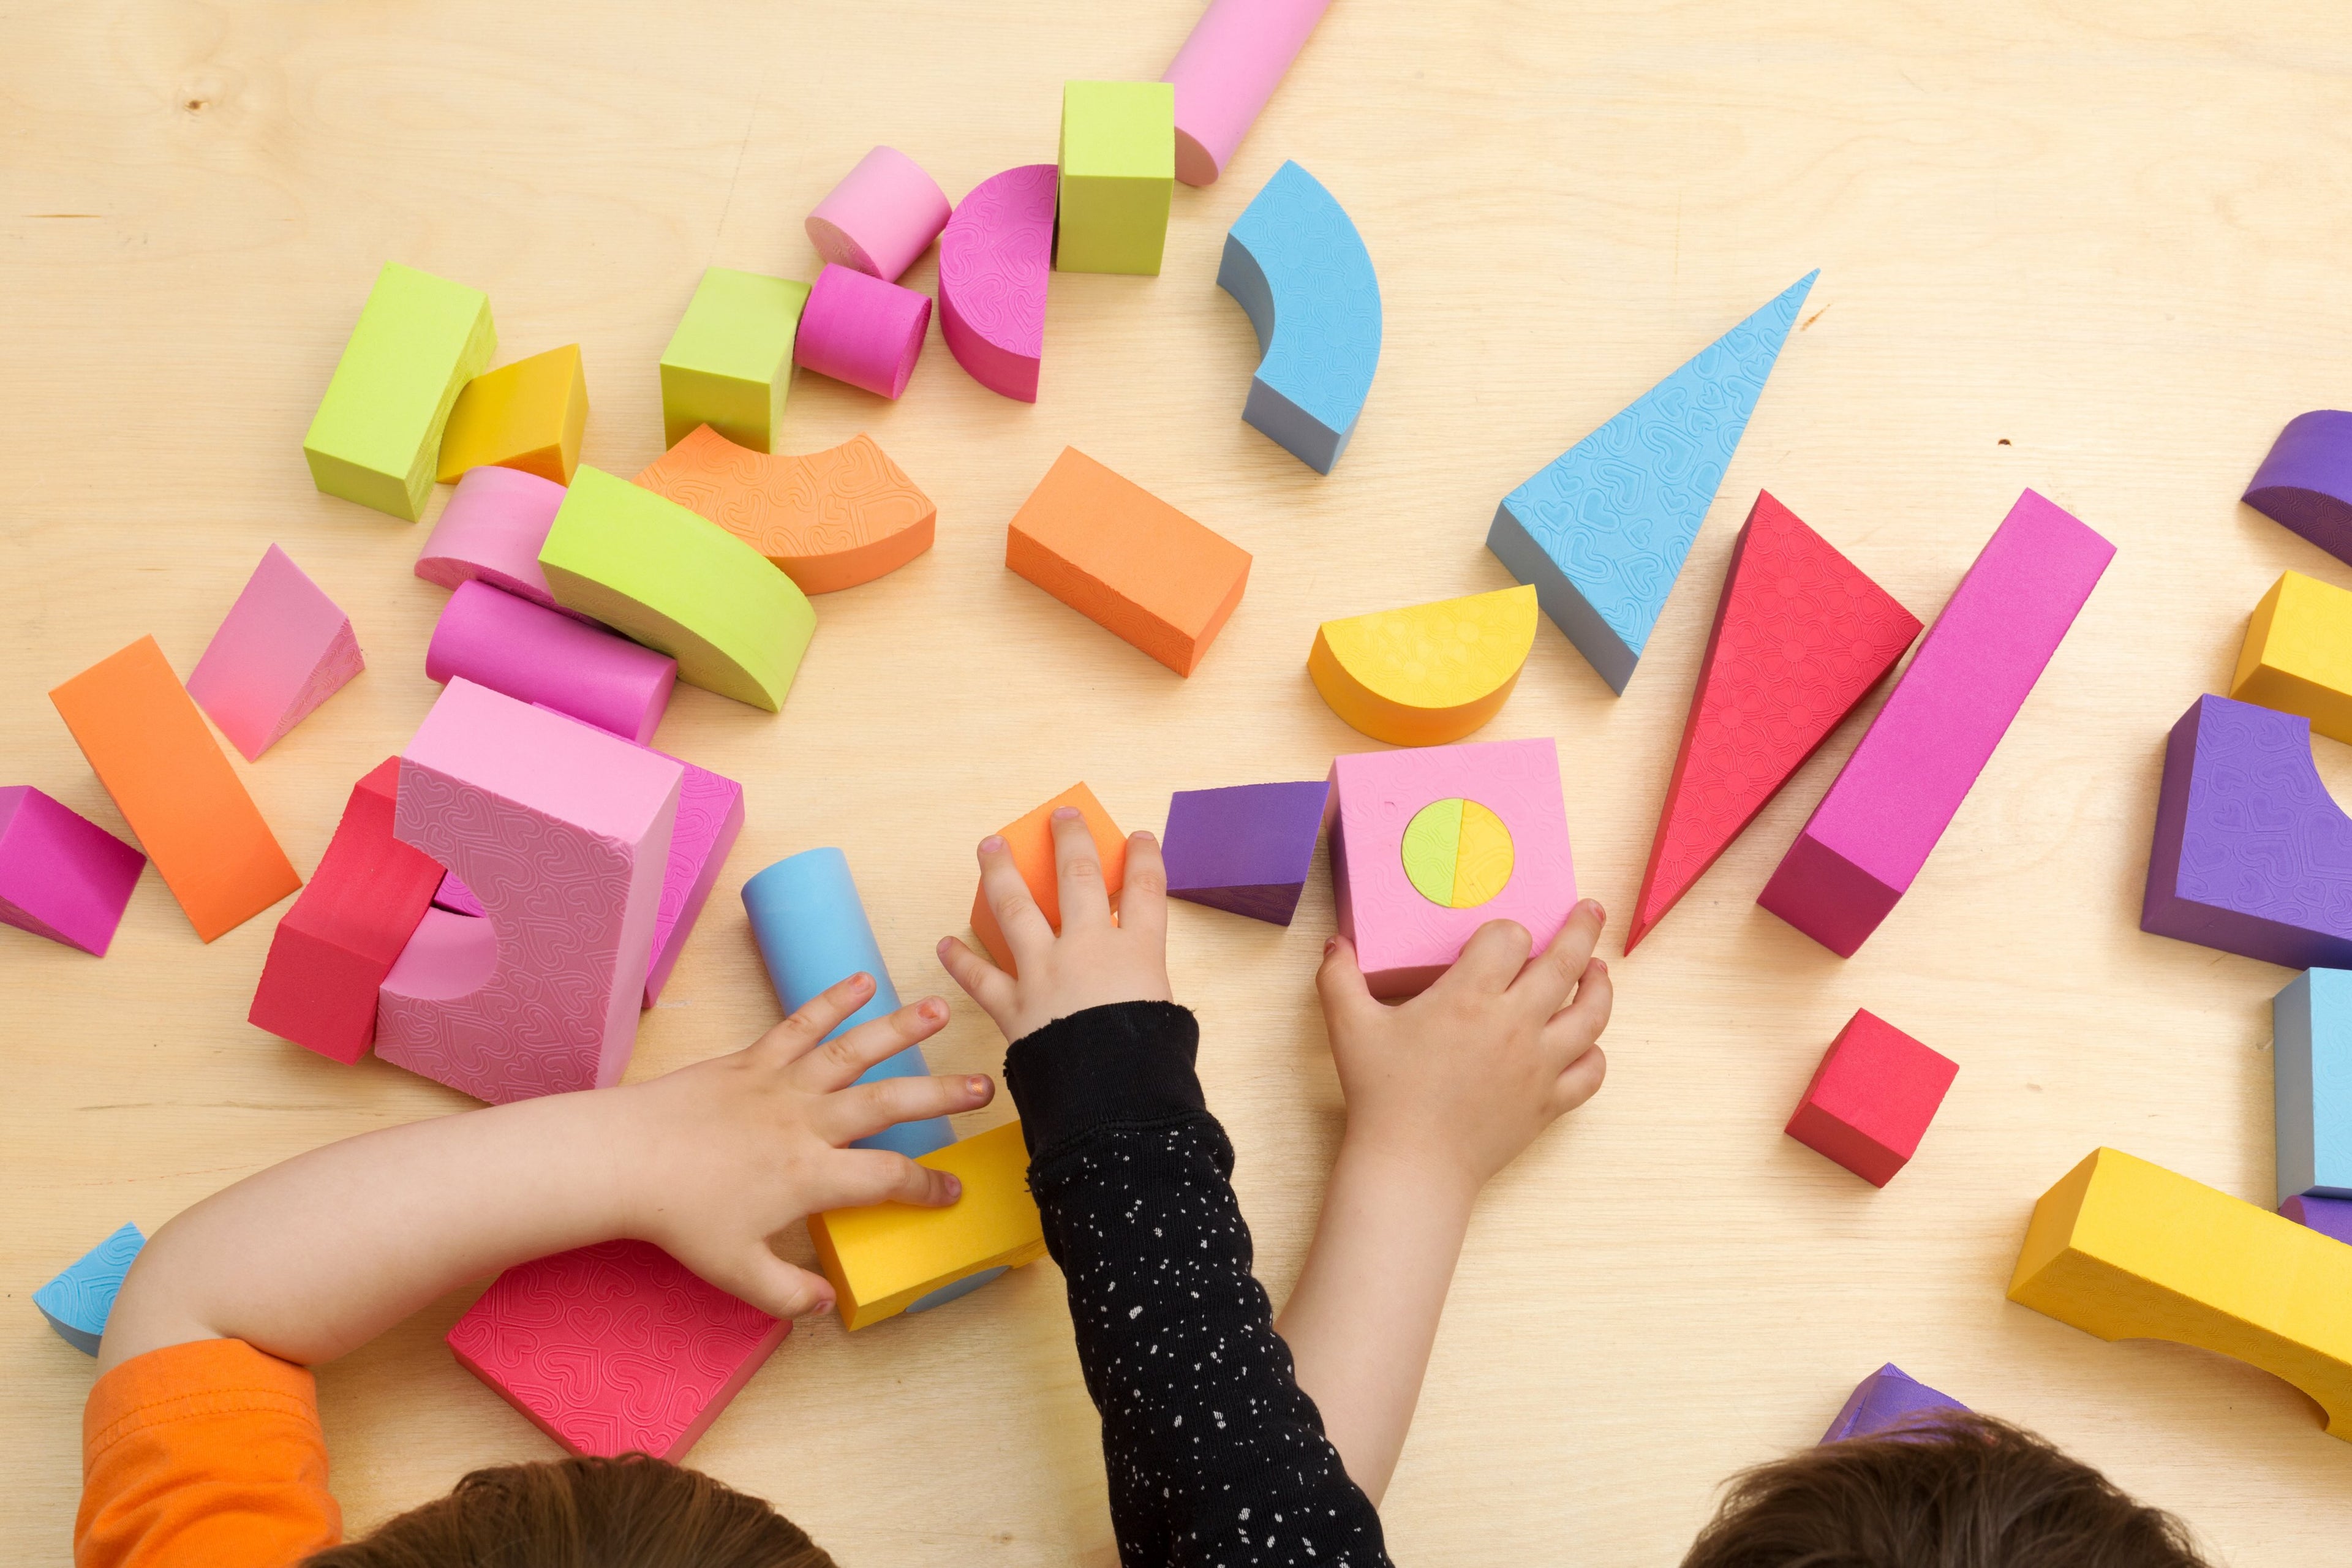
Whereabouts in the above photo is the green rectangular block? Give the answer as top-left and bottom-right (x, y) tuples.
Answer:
(1057, 81), (1175, 276)
(659, 268), (811, 453)
(303, 262), (496, 522)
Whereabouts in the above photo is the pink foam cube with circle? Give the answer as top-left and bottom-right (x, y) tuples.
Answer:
(794, 264), (931, 401)
(805, 146), (951, 283)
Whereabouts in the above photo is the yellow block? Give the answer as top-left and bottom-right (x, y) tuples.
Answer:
(2008, 1147), (2352, 1438)
(2230, 570), (2352, 745)
(437, 344), (589, 484)
(807, 1120), (1046, 1331)
(1452, 801), (1514, 907)
(1306, 584), (1537, 747)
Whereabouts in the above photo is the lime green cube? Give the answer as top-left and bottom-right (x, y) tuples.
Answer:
(303, 262), (495, 521)
(659, 268), (811, 453)
(1057, 82), (1175, 276)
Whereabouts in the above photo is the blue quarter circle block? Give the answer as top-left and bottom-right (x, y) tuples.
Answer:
(742, 848), (952, 1159)
(1488, 271), (1817, 694)
(1216, 160), (1381, 475)
(906, 1264), (1011, 1317)
(2275, 968), (2352, 1204)
(36, 1222), (145, 1356)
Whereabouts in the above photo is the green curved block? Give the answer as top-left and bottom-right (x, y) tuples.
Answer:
(304, 262), (496, 521)
(540, 467), (815, 711)
(659, 268), (810, 453)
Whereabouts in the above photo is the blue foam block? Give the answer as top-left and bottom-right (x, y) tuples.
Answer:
(742, 848), (952, 1159)
(2275, 968), (2352, 1203)
(1216, 160), (1381, 475)
(1819, 1362), (1968, 1443)
(35, 1222), (144, 1355)
(1487, 272), (1816, 694)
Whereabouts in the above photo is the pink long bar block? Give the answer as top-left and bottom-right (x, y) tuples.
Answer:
(1162, 0), (1333, 186)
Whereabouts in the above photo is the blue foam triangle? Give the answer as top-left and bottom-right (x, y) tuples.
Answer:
(35, 1221), (144, 1355)
(1488, 271), (1817, 693)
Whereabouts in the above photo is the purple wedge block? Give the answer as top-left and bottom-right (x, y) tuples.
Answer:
(1820, 1363), (1969, 1444)
(2245, 410), (2352, 566)
(0, 787), (146, 956)
(2281, 1194), (2352, 1246)
(1164, 780), (1332, 925)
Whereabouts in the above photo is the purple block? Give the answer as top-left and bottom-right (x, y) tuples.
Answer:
(1820, 1363), (1969, 1444)
(2143, 695), (2352, 970)
(426, 579), (677, 747)
(2281, 1194), (2352, 1246)
(0, 788), (146, 957)
(1757, 491), (2114, 956)
(2244, 410), (2352, 567)
(1164, 780), (1332, 925)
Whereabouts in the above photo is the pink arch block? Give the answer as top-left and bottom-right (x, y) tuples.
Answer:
(939, 165), (1054, 402)
(1163, 0), (1333, 186)
(805, 146), (951, 284)
(794, 264), (930, 401)
(415, 466), (592, 620)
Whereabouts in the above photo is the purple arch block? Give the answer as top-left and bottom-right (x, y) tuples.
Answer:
(2244, 411), (2352, 567)
(2282, 1193), (2352, 1246)
(1164, 780), (1331, 925)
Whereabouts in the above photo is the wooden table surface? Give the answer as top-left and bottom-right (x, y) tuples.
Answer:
(8, 1), (2352, 1561)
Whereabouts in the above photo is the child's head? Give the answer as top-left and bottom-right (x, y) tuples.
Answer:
(302, 1453), (835, 1568)
(1682, 1413), (2212, 1568)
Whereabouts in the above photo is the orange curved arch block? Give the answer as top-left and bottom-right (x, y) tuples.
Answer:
(633, 424), (935, 595)
(1307, 585), (1537, 747)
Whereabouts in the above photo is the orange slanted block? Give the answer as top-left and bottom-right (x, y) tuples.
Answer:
(970, 783), (1127, 973)
(1005, 447), (1251, 676)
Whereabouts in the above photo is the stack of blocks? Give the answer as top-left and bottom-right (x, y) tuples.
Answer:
(1783, 1010), (1956, 1188)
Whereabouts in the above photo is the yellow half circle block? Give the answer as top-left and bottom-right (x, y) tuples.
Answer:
(1452, 801), (1513, 907)
(1307, 584), (1537, 747)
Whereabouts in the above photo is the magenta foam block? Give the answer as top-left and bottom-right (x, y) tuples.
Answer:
(184, 545), (364, 761)
(2244, 411), (2352, 567)
(374, 680), (681, 1104)
(426, 579), (677, 745)
(1757, 491), (2114, 956)
(2141, 694), (2352, 970)
(1162, 0), (1333, 186)
(805, 146), (951, 284)
(794, 264), (930, 401)
(415, 466), (586, 619)
(0, 788), (145, 956)
(1820, 1363), (1969, 1444)
(938, 164), (1055, 402)
(1164, 780), (1330, 925)
(434, 869), (486, 918)
(2281, 1194), (2352, 1246)
(447, 1239), (788, 1461)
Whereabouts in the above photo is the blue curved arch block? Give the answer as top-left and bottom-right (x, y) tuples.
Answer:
(1216, 160), (1381, 474)
(36, 1222), (144, 1355)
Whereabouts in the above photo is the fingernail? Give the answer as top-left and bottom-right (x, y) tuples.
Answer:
(815, 1295), (837, 1316)
(966, 1075), (989, 1098)
(936, 936), (952, 955)
(942, 1174), (963, 1199)
(1324, 935), (1338, 954)
(1051, 806), (1079, 822)
(850, 971), (873, 994)
(980, 834), (1006, 853)
(920, 997), (946, 1022)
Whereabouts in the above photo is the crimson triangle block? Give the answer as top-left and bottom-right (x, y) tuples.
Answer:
(1625, 492), (1921, 952)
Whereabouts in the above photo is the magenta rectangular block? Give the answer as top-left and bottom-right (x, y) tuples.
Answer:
(0, 787), (146, 956)
(1757, 491), (2114, 956)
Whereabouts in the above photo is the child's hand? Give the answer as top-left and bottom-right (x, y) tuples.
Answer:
(936, 809), (1173, 1041)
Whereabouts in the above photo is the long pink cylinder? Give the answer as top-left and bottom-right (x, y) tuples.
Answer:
(1162, 0), (1333, 186)
(425, 579), (677, 745)
(805, 146), (951, 283)
(794, 263), (931, 400)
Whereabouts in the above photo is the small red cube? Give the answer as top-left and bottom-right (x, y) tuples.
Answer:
(1784, 1009), (1957, 1187)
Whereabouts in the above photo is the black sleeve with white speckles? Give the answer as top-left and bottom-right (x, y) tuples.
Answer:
(1005, 1002), (1392, 1568)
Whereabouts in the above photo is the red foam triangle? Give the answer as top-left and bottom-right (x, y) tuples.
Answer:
(1625, 492), (1921, 952)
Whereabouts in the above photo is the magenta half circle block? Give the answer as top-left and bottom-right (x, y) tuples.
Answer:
(1164, 780), (1331, 925)
(2244, 410), (2352, 567)
(938, 164), (1055, 402)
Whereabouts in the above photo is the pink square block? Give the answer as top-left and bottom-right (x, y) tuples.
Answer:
(186, 545), (364, 761)
(1784, 1009), (1957, 1187)
(447, 1240), (788, 1461)
(1327, 738), (1577, 998)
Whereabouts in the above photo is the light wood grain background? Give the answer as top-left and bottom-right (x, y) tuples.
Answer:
(7, 1), (2352, 1561)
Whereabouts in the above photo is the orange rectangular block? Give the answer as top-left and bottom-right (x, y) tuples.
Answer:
(1005, 447), (1251, 676)
(50, 637), (301, 942)
(970, 782), (1127, 971)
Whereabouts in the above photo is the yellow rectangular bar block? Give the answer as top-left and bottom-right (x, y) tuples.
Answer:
(303, 262), (496, 521)
(659, 268), (810, 453)
(807, 1120), (1045, 1330)
(2008, 1147), (2352, 1438)
(437, 343), (589, 484)
(2230, 569), (2352, 745)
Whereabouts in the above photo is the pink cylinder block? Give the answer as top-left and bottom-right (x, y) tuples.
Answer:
(1163, 0), (1333, 186)
(425, 579), (676, 745)
(794, 264), (931, 401)
(415, 466), (587, 619)
(805, 146), (952, 283)
(939, 164), (1055, 402)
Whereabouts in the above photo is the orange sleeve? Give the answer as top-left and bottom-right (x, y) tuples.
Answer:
(77, 1338), (341, 1568)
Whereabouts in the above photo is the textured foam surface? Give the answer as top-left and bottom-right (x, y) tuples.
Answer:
(938, 164), (1055, 402)
(1820, 1363), (1969, 1444)
(792, 264), (931, 400)
(969, 783), (1128, 973)
(186, 545), (364, 762)
(415, 465), (578, 616)
(427, 579), (676, 745)
(1306, 585), (1536, 746)
(658, 268), (809, 453)
(437, 343), (588, 486)
(1163, 780), (1330, 925)
(34, 1222), (144, 1355)
(0, 786), (145, 957)
(2244, 410), (2352, 567)
(1057, 81), (1174, 275)
(2274, 969), (2352, 1203)
(2231, 570), (2352, 745)
(805, 145), (951, 283)
(807, 1120), (1046, 1329)
(1783, 1009), (1958, 1188)
(1162, 0), (1332, 184)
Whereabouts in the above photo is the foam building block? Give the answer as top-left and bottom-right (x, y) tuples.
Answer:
(34, 1223), (144, 1355)
(2275, 968), (2352, 1204)
(249, 758), (443, 1063)
(50, 637), (301, 943)
(1820, 1363), (1969, 1444)
(2141, 695), (2352, 970)
(634, 425), (934, 595)
(970, 783), (1128, 973)
(807, 1120), (1047, 1330)
(435, 870), (486, 918)
(1057, 81), (1175, 276)
(184, 545), (365, 763)
(540, 467), (816, 712)
(1006, 447), (1251, 677)
(2010, 1146), (2352, 1440)
(2281, 1194), (2352, 1246)
(1162, 0), (1332, 186)
(1758, 492), (2114, 957)
(1164, 780), (1330, 925)
(805, 146), (951, 283)
(793, 264), (931, 401)
(1306, 585), (1537, 747)
(374, 680), (680, 1104)
(1218, 160), (1381, 473)
(437, 344), (589, 486)
(303, 262), (496, 521)
(1626, 493), (1921, 953)
(0, 788), (145, 957)
(938, 164), (1055, 402)
(742, 848), (952, 1158)
(414, 465), (581, 617)
(1488, 274), (1816, 694)
(447, 1239), (786, 1461)
(2231, 570), (2352, 745)
(427, 579), (677, 745)
(1784, 1009), (1957, 1188)
(1328, 739), (1576, 998)
(2244, 410), (2352, 567)
(659, 268), (810, 453)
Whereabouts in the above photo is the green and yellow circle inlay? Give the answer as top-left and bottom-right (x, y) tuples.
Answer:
(1400, 798), (1515, 908)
